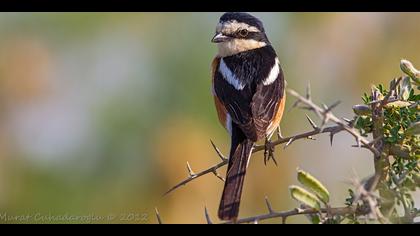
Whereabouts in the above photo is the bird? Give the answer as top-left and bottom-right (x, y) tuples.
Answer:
(211, 12), (286, 221)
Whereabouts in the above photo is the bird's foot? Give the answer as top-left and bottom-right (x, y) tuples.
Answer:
(264, 138), (277, 166)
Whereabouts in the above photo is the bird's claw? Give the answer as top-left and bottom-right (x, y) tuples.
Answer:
(264, 138), (277, 166)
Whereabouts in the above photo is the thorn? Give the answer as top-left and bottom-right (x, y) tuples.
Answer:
(322, 103), (329, 111)
(329, 132), (334, 146)
(305, 114), (318, 130)
(265, 196), (274, 213)
(356, 137), (361, 148)
(343, 117), (352, 123)
(326, 101), (341, 112)
(284, 137), (295, 149)
(155, 208), (163, 224)
(186, 161), (195, 177)
(296, 208), (305, 214)
(307, 136), (316, 140)
(281, 217), (287, 224)
(343, 117), (354, 126)
(306, 82), (312, 100)
(204, 206), (213, 224)
(212, 169), (225, 182)
(288, 100), (301, 113)
(210, 140), (228, 161)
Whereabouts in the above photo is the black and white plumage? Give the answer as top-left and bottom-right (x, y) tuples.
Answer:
(211, 12), (286, 221)
(214, 46), (284, 141)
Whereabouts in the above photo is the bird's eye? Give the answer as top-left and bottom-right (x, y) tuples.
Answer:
(238, 29), (248, 37)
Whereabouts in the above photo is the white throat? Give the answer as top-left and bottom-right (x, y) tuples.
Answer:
(217, 39), (267, 57)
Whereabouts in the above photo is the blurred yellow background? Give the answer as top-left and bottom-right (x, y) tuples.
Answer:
(0, 12), (419, 224)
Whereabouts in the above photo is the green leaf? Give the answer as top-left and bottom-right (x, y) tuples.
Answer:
(297, 169), (330, 204)
(345, 189), (355, 206)
(289, 185), (322, 210)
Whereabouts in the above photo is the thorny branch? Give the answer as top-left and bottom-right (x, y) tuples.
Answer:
(222, 206), (368, 224)
(287, 87), (380, 157)
(165, 125), (345, 195)
(201, 196), (370, 224)
(166, 85), (379, 196)
(163, 75), (416, 224)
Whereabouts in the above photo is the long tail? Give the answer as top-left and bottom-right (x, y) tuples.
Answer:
(218, 126), (254, 221)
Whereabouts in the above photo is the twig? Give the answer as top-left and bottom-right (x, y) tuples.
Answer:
(204, 207), (213, 224)
(265, 196), (274, 214)
(350, 175), (387, 223)
(166, 87), (381, 195)
(162, 60), (417, 224)
(155, 208), (163, 224)
(379, 77), (403, 109)
(186, 161), (196, 177)
(253, 125), (344, 152)
(164, 160), (227, 195)
(166, 124), (345, 195)
(287, 88), (380, 157)
(222, 205), (367, 224)
(210, 139), (228, 161)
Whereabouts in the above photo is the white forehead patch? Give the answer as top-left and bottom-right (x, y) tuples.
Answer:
(216, 20), (260, 34)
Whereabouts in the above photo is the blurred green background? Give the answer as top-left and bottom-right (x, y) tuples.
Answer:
(0, 12), (419, 224)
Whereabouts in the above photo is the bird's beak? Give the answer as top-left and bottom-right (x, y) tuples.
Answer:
(211, 33), (230, 43)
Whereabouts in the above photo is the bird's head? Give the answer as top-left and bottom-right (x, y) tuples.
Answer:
(212, 12), (270, 57)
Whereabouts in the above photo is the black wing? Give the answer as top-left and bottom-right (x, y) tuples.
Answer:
(251, 71), (284, 139)
(213, 70), (257, 140)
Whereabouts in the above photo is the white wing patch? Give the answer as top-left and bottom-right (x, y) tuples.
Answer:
(263, 57), (280, 86)
(219, 58), (246, 90)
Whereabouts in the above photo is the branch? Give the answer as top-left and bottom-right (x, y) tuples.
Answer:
(287, 88), (380, 157)
(164, 159), (227, 195)
(370, 78), (403, 218)
(165, 124), (345, 195)
(253, 124), (343, 152)
(162, 60), (418, 224)
(379, 77), (403, 109)
(221, 205), (368, 224)
(166, 86), (381, 195)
